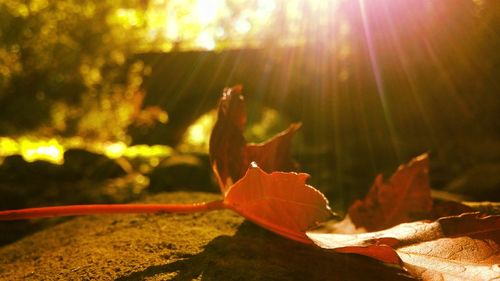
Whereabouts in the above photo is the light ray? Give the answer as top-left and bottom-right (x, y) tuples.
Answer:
(358, 0), (401, 161)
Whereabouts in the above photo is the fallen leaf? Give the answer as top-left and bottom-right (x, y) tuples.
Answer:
(0, 86), (330, 246)
(224, 162), (332, 244)
(307, 154), (498, 280)
(348, 153), (433, 231)
(209, 86), (300, 194)
(4, 85), (494, 281)
(307, 213), (500, 280)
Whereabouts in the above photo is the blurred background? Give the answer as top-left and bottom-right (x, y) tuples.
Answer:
(0, 0), (499, 244)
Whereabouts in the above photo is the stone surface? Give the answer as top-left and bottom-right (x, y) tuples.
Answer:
(0, 155), (63, 182)
(148, 154), (214, 193)
(63, 149), (127, 180)
(0, 192), (412, 281)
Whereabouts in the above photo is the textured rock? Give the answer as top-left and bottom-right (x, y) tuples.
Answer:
(0, 192), (412, 281)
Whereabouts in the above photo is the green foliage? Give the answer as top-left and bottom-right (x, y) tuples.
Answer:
(0, 0), (153, 140)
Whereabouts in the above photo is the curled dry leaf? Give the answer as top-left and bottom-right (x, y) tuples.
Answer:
(307, 213), (500, 281)
(224, 163), (332, 244)
(209, 86), (300, 194)
(346, 153), (474, 233)
(348, 153), (433, 231)
(209, 86), (248, 193)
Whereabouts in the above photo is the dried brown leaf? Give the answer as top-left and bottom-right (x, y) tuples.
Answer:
(308, 213), (500, 280)
(348, 153), (433, 231)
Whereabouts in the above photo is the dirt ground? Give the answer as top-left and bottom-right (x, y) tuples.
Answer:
(0, 192), (413, 281)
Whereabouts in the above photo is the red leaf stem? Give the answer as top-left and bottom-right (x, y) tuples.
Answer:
(0, 200), (225, 221)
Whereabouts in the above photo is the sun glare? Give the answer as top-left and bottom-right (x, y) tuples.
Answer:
(0, 137), (173, 165)
(196, 0), (220, 25)
(122, 0), (347, 51)
(196, 31), (216, 50)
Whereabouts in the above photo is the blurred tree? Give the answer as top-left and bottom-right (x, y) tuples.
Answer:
(0, 0), (163, 141)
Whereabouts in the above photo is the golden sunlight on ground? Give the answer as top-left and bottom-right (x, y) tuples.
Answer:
(0, 137), (64, 165)
(0, 137), (173, 165)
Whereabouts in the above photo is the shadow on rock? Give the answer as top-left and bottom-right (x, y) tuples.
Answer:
(116, 222), (413, 281)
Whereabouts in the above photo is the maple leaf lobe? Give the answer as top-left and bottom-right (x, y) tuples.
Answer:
(225, 164), (332, 243)
(348, 153), (432, 231)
